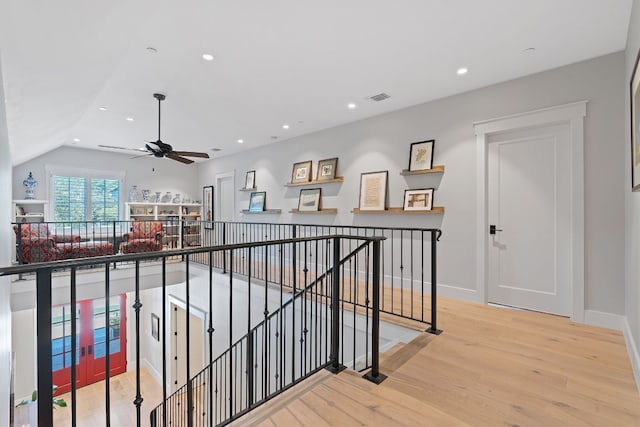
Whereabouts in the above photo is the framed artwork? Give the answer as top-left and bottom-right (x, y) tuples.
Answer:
(631, 49), (640, 191)
(291, 160), (313, 184)
(151, 313), (160, 341)
(408, 140), (435, 171)
(203, 186), (214, 229)
(358, 171), (388, 211)
(316, 157), (338, 181)
(298, 188), (322, 211)
(403, 188), (434, 211)
(245, 170), (256, 189)
(249, 191), (266, 212)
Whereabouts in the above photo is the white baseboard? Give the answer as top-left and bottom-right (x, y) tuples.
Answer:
(583, 310), (625, 331)
(436, 283), (479, 303)
(623, 318), (640, 394)
(142, 358), (163, 386)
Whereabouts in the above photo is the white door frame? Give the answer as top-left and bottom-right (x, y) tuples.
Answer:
(474, 101), (587, 322)
(215, 171), (235, 221)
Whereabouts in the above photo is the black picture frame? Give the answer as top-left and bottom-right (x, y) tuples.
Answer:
(403, 188), (434, 211)
(408, 140), (435, 171)
(316, 157), (338, 181)
(631, 48), (640, 191)
(244, 170), (256, 190)
(151, 313), (160, 341)
(249, 191), (266, 212)
(203, 186), (214, 229)
(291, 160), (313, 184)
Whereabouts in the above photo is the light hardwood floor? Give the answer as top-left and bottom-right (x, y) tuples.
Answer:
(52, 368), (163, 426)
(50, 295), (640, 426)
(231, 296), (640, 426)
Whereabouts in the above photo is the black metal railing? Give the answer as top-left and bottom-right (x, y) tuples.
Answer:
(196, 221), (442, 333)
(0, 234), (387, 427)
(150, 237), (382, 426)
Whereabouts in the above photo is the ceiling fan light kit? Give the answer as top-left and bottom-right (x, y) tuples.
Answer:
(99, 93), (210, 165)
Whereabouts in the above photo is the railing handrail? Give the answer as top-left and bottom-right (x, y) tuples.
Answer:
(0, 234), (385, 276)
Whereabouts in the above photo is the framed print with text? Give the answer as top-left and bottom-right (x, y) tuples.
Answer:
(203, 186), (214, 229)
(358, 171), (388, 211)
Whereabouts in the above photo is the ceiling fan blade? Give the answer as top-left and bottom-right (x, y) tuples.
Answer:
(172, 151), (210, 159)
(167, 152), (194, 164)
(98, 144), (147, 153)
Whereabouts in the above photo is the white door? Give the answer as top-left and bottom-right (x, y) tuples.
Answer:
(487, 123), (571, 316)
(170, 303), (205, 392)
(216, 174), (235, 221)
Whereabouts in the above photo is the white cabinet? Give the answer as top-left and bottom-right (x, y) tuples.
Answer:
(125, 202), (202, 248)
(13, 199), (48, 223)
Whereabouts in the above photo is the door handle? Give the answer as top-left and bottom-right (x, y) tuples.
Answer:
(489, 225), (503, 235)
(88, 344), (93, 355)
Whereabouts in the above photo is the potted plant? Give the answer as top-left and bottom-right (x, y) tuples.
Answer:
(15, 386), (67, 426)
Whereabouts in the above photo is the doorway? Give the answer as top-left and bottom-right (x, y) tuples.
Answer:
(51, 294), (127, 394)
(216, 171), (235, 222)
(170, 300), (206, 392)
(487, 124), (570, 315)
(474, 101), (587, 320)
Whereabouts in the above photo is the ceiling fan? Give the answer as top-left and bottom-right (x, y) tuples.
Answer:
(98, 93), (210, 164)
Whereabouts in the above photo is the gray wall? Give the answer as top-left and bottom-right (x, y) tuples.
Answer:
(199, 52), (626, 316)
(13, 146), (201, 209)
(0, 56), (13, 425)
(625, 0), (640, 386)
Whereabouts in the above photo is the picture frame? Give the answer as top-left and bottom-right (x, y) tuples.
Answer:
(359, 171), (388, 211)
(298, 188), (322, 211)
(244, 170), (256, 190)
(203, 186), (214, 229)
(316, 157), (338, 181)
(249, 191), (266, 212)
(291, 160), (313, 184)
(408, 139), (435, 171)
(403, 188), (434, 211)
(631, 49), (640, 191)
(151, 313), (160, 341)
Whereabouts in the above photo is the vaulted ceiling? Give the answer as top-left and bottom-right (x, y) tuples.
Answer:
(0, 0), (633, 165)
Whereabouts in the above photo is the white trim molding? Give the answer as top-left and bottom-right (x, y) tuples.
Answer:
(623, 317), (640, 394)
(474, 101), (587, 322)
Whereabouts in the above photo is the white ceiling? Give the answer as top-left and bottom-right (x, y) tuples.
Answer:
(0, 0), (633, 166)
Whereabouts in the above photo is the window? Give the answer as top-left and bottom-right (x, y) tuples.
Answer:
(52, 175), (121, 222)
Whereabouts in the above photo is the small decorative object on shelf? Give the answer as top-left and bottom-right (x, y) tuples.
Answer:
(298, 188), (321, 212)
(359, 171), (388, 211)
(142, 189), (150, 202)
(316, 157), (338, 181)
(154, 191), (161, 202)
(23, 172), (38, 200)
(291, 160), (313, 184)
(161, 192), (172, 203)
(249, 191), (266, 212)
(408, 139), (435, 171)
(403, 188), (434, 211)
(128, 185), (138, 202)
(172, 193), (181, 203)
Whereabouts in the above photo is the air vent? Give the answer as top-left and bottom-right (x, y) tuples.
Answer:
(369, 93), (390, 102)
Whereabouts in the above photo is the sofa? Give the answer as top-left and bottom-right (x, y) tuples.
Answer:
(13, 223), (114, 264)
(120, 221), (164, 254)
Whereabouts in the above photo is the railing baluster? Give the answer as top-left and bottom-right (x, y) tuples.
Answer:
(364, 238), (386, 383)
(105, 262), (111, 427)
(133, 260), (143, 426)
(162, 257), (168, 427)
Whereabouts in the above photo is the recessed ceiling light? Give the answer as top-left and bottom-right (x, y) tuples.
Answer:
(282, 124), (290, 130)
(457, 67), (468, 75)
(72, 138), (80, 142)
(237, 139), (244, 144)
(202, 53), (214, 61)
(98, 107), (108, 111)
(347, 103), (357, 109)
(125, 117), (135, 122)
